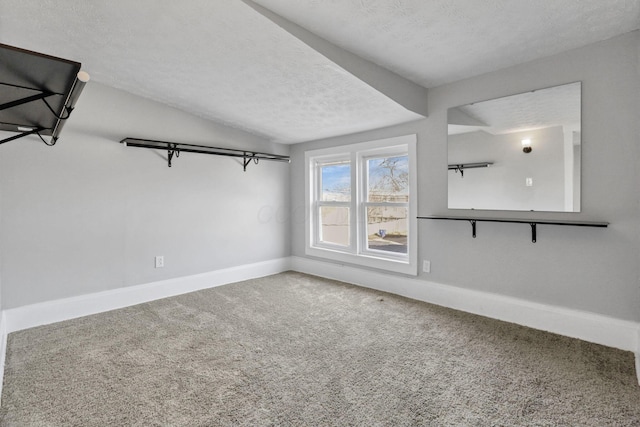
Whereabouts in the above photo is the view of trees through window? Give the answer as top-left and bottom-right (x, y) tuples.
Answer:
(366, 155), (409, 254)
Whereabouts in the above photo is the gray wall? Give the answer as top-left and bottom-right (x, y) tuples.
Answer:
(290, 31), (640, 321)
(0, 83), (290, 309)
(448, 126), (566, 211)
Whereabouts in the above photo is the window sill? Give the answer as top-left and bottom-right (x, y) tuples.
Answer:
(305, 245), (417, 276)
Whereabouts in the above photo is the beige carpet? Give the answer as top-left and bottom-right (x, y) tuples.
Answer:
(1, 271), (638, 426)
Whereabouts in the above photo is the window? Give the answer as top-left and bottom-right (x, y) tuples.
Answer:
(318, 160), (351, 247)
(305, 135), (417, 275)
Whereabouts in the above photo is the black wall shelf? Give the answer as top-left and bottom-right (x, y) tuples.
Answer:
(418, 215), (608, 243)
(0, 43), (89, 146)
(121, 138), (291, 171)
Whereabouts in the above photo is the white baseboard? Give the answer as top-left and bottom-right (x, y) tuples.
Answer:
(1, 255), (638, 393)
(3, 257), (291, 334)
(290, 256), (640, 354)
(637, 326), (640, 385)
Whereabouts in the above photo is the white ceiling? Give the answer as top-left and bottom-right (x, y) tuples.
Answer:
(256, 0), (640, 88)
(449, 82), (581, 136)
(1, 0), (638, 144)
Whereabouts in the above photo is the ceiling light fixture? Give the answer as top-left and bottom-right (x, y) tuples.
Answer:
(522, 139), (532, 153)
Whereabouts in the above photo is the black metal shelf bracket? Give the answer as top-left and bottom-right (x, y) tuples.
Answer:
(243, 153), (261, 171)
(530, 223), (537, 243)
(167, 144), (180, 167)
(121, 138), (290, 172)
(0, 43), (89, 147)
(0, 85), (58, 145)
(0, 89), (56, 112)
(0, 126), (45, 146)
(418, 215), (608, 243)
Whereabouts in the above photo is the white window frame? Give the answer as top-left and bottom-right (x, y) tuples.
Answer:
(305, 134), (417, 275)
(313, 154), (352, 251)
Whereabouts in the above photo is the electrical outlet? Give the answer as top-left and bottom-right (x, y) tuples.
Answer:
(526, 177), (533, 187)
(155, 256), (164, 268)
(423, 260), (431, 273)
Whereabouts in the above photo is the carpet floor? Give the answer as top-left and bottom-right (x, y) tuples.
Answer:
(1, 271), (639, 426)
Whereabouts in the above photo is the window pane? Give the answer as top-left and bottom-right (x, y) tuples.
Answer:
(321, 162), (350, 202)
(366, 206), (407, 254)
(367, 155), (409, 202)
(320, 206), (350, 246)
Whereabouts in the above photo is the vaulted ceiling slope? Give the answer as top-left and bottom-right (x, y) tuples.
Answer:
(1, 1), (638, 144)
(255, 0), (640, 88)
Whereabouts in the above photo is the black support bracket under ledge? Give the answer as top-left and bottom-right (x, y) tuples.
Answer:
(418, 216), (609, 243)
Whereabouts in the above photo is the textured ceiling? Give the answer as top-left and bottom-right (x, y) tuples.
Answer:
(449, 82), (581, 136)
(255, 0), (640, 88)
(0, 1), (638, 144)
(0, 0), (423, 143)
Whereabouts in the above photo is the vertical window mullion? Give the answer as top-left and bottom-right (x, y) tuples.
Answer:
(354, 152), (367, 254)
(314, 160), (322, 247)
(361, 152), (370, 254)
(350, 152), (359, 254)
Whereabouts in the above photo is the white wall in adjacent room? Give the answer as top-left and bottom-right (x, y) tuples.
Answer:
(0, 82), (291, 309)
(289, 31), (640, 322)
